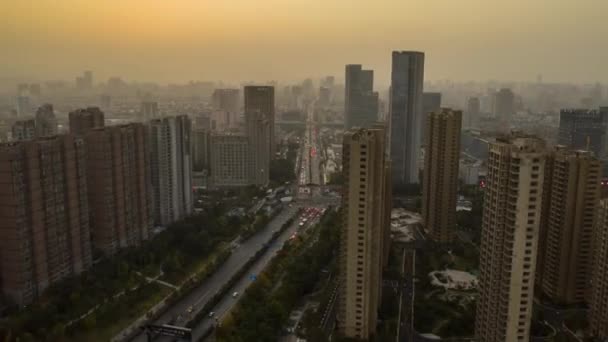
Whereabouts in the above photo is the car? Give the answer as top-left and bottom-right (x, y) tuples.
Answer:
(232, 291), (239, 298)
(208, 311), (215, 318)
(187, 306), (193, 313)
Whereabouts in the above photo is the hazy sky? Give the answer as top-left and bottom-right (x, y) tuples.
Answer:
(2, 0), (607, 85)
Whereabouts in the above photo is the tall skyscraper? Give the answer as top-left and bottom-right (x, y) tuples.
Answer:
(84, 124), (152, 255)
(245, 86), (274, 185)
(493, 88), (515, 123)
(420, 92), (441, 143)
(0, 135), (92, 305)
(338, 126), (391, 340)
(475, 134), (547, 342)
(389, 51), (425, 185)
(209, 134), (252, 187)
(148, 116), (193, 226)
(35, 104), (58, 137)
(465, 97), (481, 128)
(558, 109), (608, 158)
(589, 199), (608, 339)
(11, 119), (36, 141)
(536, 148), (600, 306)
(422, 109), (461, 243)
(344, 64), (379, 129)
(69, 107), (105, 135)
(140, 101), (159, 120)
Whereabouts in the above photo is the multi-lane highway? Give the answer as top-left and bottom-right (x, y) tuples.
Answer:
(128, 207), (299, 342)
(195, 206), (326, 340)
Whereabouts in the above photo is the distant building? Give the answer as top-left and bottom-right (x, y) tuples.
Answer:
(76, 70), (93, 90)
(493, 88), (515, 124)
(193, 128), (211, 172)
(209, 134), (251, 187)
(421, 92), (441, 143)
(344, 64), (379, 129)
(0, 135), (93, 305)
(84, 124), (152, 255)
(69, 107), (105, 135)
(35, 104), (58, 137)
(558, 109), (608, 158)
(100, 94), (112, 111)
(422, 109), (461, 243)
(476, 134), (547, 341)
(16, 95), (30, 116)
(389, 51), (425, 185)
(148, 116), (193, 226)
(11, 119), (36, 141)
(212, 89), (240, 115)
(245, 86), (274, 185)
(338, 126), (391, 340)
(319, 86), (331, 106)
(29, 84), (41, 97)
(589, 199), (608, 339)
(466, 97), (481, 128)
(140, 101), (159, 120)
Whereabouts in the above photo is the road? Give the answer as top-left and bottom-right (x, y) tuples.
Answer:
(129, 207), (299, 342)
(196, 206), (326, 341)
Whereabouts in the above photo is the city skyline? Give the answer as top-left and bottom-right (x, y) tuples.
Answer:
(2, 1), (608, 85)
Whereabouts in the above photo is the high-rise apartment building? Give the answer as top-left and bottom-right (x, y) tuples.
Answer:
(245, 86), (274, 185)
(344, 64), (379, 129)
(466, 97), (481, 128)
(420, 92), (441, 143)
(16, 95), (31, 117)
(0, 135), (92, 305)
(209, 134), (251, 187)
(35, 104), (58, 137)
(422, 109), (461, 243)
(494, 88), (515, 123)
(389, 51), (425, 185)
(11, 119), (36, 141)
(338, 126), (391, 340)
(69, 107), (105, 135)
(589, 199), (608, 339)
(84, 124), (152, 255)
(140, 101), (159, 120)
(558, 109), (608, 158)
(148, 116), (193, 226)
(475, 134), (547, 342)
(536, 148), (600, 305)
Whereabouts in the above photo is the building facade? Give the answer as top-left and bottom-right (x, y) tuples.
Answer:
(589, 199), (608, 339)
(148, 116), (193, 226)
(475, 135), (547, 342)
(537, 148), (600, 305)
(11, 119), (36, 141)
(338, 126), (390, 340)
(389, 51), (425, 185)
(420, 92), (441, 143)
(558, 109), (608, 158)
(209, 134), (251, 187)
(84, 124), (152, 255)
(0, 135), (92, 305)
(422, 109), (461, 243)
(193, 128), (211, 172)
(34, 104), (58, 137)
(245, 86), (274, 185)
(140, 101), (159, 120)
(494, 88), (515, 123)
(69, 107), (105, 135)
(344, 64), (379, 129)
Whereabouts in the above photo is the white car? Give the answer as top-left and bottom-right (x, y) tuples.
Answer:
(232, 291), (239, 298)
(208, 311), (215, 318)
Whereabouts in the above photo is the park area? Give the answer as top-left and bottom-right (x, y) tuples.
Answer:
(414, 241), (479, 338)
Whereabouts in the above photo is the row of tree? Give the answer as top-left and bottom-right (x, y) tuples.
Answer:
(216, 210), (340, 342)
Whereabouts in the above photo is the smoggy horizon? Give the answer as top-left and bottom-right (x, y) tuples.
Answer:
(2, 0), (608, 86)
